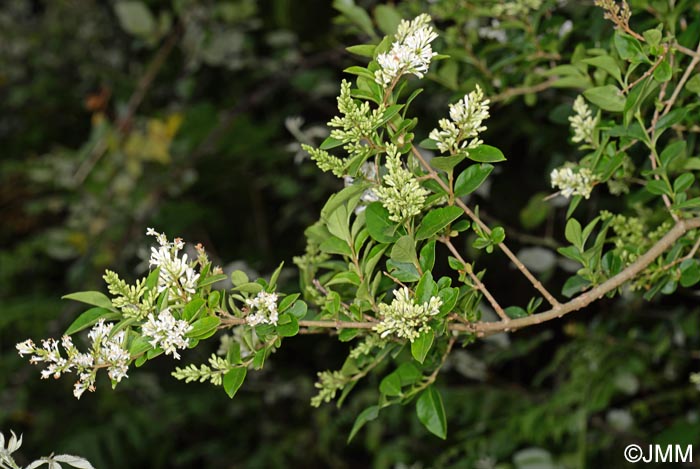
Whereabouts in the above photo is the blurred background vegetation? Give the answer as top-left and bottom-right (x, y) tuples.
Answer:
(1, 0), (698, 467)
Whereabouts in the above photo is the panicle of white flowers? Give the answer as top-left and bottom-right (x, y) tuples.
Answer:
(301, 80), (386, 177)
(172, 354), (234, 386)
(569, 95), (598, 146)
(103, 269), (157, 319)
(310, 370), (347, 407)
(301, 145), (345, 177)
(373, 287), (442, 342)
(375, 14), (438, 87)
(550, 166), (596, 199)
(493, 0), (543, 16)
(349, 334), (388, 359)
(429, 85), (490, 154)
(374, 144), (430, 223)
(141, 307), (193, 360)
(245, 291), (279, 326)
(16, 319), (130, 399)
(478, 20), (507, 43)
(146, 227), (200, 300)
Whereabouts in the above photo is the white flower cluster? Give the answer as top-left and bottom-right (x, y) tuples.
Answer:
(147, 228), (200, 300)
(141, 308), (193, 360)
(374, 144), (430, 222)
(375, 14), (438, 87)
(550, 166), (596, 199)
(493, 0), (543, 16)
(373, 287), (442, 342)
(429, 85), (490, 154)
(16, 319), (130, 399)
(569, 95), (598, 146)
(245, 291), (279, 326)
(691, 372), (700, 391)
(478, 20), (507, 43)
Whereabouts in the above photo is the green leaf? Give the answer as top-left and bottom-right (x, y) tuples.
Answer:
(182, 298), (206, 321)
(320, 236), (353, 256)
(62, 291), (116, 312)
(374, 4), (402, 35)
(319, 136), (344, 150)
(379, 372), (402, 396)
(114, 1), (156, 37)
(614, 32), (645, 63)
(643, 28), (662, 46)
(419, 240), (436, 272)
(467, 145), (506, 163)
(390, 235), (417, 264)
(686, 74), (700, 94)
(348, 405), (379, 442)
(278, 294), (301, 313)
(454, 164), (494, 197)
(198, 273), (228, 288)
(416, 386), (447, 439)
(646, 179), (671, 196)
(288, 300), (307, 319)
(233, 282), (264, 294)
(344, 65), (375, 81)
(64, 308), (119, 335)
(581, 55), (622, 84)
(415, 271), (436, 304)
(562, 275), (591, 298)
(659, 140), (686, 168)
(365, 202), (399, 243)
(653, 59), (672, 82)
(655, 108), (688, 136)
(504, 306), (528, 319)
(186, 316), (220, 340)
(419, 138), (439, 150)
(583, 85), (625, 112)
(276, 313), (299, 337)
(415, 206), (463, 240)
(346, 44), (376, 58)
(564, 218), (583, 249)
(675, 197), (700, 210)
(490, 226), (505, 244)
(680, 259), (700, 287)
(411, 331), (434, 364)
(430, 154), (467, 172)
(145, 267), (160, 292)
(231, 270), (249, 287)
(223, 368), (247, 398)
(129, 335), (152, 356)
(226, 342), (242, 364)
(674, 173), (695, 193)
(333, 0), (377, 39)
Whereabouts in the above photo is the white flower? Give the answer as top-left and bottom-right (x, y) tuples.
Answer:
(374, 144), (429, 222)
(375, 14), (438, 87)
(142, 308), (193, 359)
(373, 287), (442, 342)
(147, 229), (201, 300)
(16, 339), (35, 356)
(478, 20), (507, 43)
(429, 85), (490, 154)
(569, 95), (597, 146)
(245, 291), (279, 326)
(551, 166), (596, 199)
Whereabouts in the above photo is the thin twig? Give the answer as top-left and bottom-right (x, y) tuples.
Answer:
(490, 77), (558, 103)
(441, 237), (509, 322)
(398, 129), (561, 307)
(454, 217), (700, 335)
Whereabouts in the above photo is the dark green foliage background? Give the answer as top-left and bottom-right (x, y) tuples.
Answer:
(1, 1), (698, 467)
